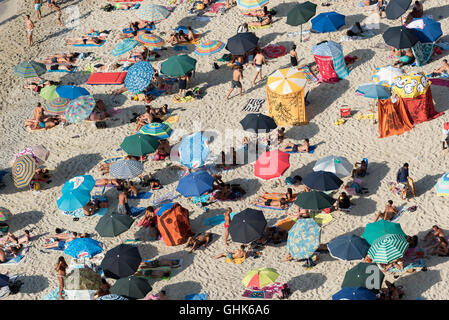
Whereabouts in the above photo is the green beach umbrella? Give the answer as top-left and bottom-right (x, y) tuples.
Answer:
(362, 220), (406, 245)
(294, 191), (335, 210)
(120, 134), (160, 156)
(160, 54), (197, 77)
(95, 213), (134, 237)
(367, 234), (409, 264)
(39, 85), (60, 101)
(139, 122), (173, 140)
(14, 60), (46, 78)
(110, 276), (152, 299)
(242, 268), (279, 288)
(342, 263), (384, 290)
(286, 1), (317, 42)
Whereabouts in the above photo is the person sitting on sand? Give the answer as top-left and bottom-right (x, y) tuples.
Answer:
(352, 159), (367, 178)
(137, 207), (157, 228)
(374, 200), (398, 222)
(214, 244), (246, 260)
(430, 236), (449, 256)
(65, 37), (103, 45)
(431, 59), (449, 77)
(393, 48), (415, 67)
(423, 225), (445, 246)
(346, 22), (363, 37)
(282, 139), (309, 153)
(154, 139), (171, 161)
(377, 281), (404, 300)
(333, 192), (351, 211)
(6, 230), (30, 245)
(135, 106), (153, 132)
(94, 278), (111, 299)
(185, 26), (196, 41)
(412, 1), (424, 18)
(149, 104), (168, 118)
(249, 13), (272, 27)
(24, 103), (61, 130)
(253, 197), (289, 209)
(382, 257), (404, 272)
(167, 30), (189, 45)
(185, 232), (213, 253)
(87, 99), (109, 121)
(151, 72), (165, 90)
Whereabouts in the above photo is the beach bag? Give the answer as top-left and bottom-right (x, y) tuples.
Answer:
(9, 280), (23, 295)
(32, 182), (41, 191)
(196, 3), (205, 10)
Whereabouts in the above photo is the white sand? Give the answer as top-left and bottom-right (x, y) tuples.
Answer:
(0, 0), (449, 300)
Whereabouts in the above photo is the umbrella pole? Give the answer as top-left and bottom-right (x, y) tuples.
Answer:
(300, 25), (303, 43)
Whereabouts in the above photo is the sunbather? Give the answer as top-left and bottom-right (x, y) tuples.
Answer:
(381, 257), (404, 272)
(139, 259), (181, 268)
(138, 173), (162, 189)
(117, 185), (130, 215)
(137, 207), (157, 228)
(94, 279), (111, 299)
(6, 230), (30, 245)
(135, 106), (154, 132)
(423, 225), (445, 247)
(101, 3), (137, 11)
(24, 103), (61, 130)
(377, 281), (404, 300)
(333, 192), (351, 211)
(23, 79), (59, 94)
(149, 104), (168, 117)
(253, 197), (289, 209)
(45, 232), (88, 242)
(393, 48), (415, 67)
(352, 160), (367, 177)
(154, 139), (171, 161)
(185, 232), (213, 253)
(261, 188), (297, 202)
(135, 269), (171, 278)
(83, 198), (108, 216)
(249, 13), (272, 27)
(167, 30), (189, 45)
(88, 99), (109, 121)
(430, 236), (449, 256)
(431, 59), (449, 77)
(290, 207), (310, 219)
(282, 139), (309, 153)
(374, 200), (398, 222)
(46, 64), (75, 72)
(38, 56), (76, 64)
(65, 37), (103, 45)
(214, 244), (247, 259)
(56, 256), (68, 300)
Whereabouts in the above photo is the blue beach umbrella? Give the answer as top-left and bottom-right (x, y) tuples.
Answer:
(56, 86), (90, 100)
(57, 189), (91, 211)
(112, 39), (140, 57)
(61, 175), (95, 194)
(356, 83), (391, 99)
(178, 132), (210, 169)
(0, 274), (9, 288)
(124, 61), (154, 94)
(332, 287), (377, 300)
(156, 203), (175, 217)
(287, 219), (320, 259)
(407, 17), (442, 43)
(328, 234), (370, 261)
(311, 40), (343, 57)
(311, 12), (345, 33)
(176, 171), (214, 197)
(14, 60), (46, 78)
(64, 238), (103, 258)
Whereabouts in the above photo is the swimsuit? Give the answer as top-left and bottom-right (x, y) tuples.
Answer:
(35, 3), (41, 10)
(264, 199), (272, 206)
(114, 3), (121, 9)
(50, 65), (59, 71)
(224, 223), (229, 229)
(178, 79), (187, 90)
(291, 144), (299, 153)
(39, 121), (46, 128)
(226, 252), (233, 259)
(255, 63), (262, 71)
(27, 28), (34, 36)
(290, 55), (298, 67)
(231, 80), (242, 88)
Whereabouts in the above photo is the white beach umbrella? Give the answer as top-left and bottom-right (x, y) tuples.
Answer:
(313, 155), (352, 178)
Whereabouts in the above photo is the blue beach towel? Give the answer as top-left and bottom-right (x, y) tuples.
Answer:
(43, 288), (67, 300)
(185, 293), (208, 300)
(203, 212), (237, 227)
(73, 40), (106, 47)
(286, 145), (316, 154)
(174, 45), (188, 51)
(129, 192), (153, 199)
(129, 206), (146, 217)
(47, 66), (78, 73)
(332, 52), (350, 79)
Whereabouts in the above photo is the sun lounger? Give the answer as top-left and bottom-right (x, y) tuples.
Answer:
(86, 72), (127, 85)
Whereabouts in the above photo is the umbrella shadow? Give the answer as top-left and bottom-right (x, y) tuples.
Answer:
(193, 67), (233, 90)
(426, 3), (449, 21)
(162, 280), (203, 300)
(136, 242), (159, 261)
(59, 71), (91, 86)
(288, 273), (327, 294)
(177, 15), (211, 30)
(347, 197), (377, 217)
(290, 160), (316, 179)
(189, 208), (224, 233)
(413, 173), (442, 197)
(93, 93), (128, 108)
(430, 85), (449, 113)
(271, 2), (298, 18)
(284, 122), (320, 141)
(103, 103), (144, 129)
(16, 275), (49, 294)
(52, 153), (102, 187)
(155, 250), (197, 277)
(307, 79), (350, 121)
(360, 161), (390, 195)
(259, 32), (283, 47)
(346, 48), (376, 71)
(9, 210), (44, 233)
(394, 269), (441, 300)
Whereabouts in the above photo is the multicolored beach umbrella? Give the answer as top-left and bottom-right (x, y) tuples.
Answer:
(110, 160), (144, 179)
(367, 233), (409, 264)
(12, 154), (36, 189)
(135, 34), (165, 47)
(136, 5), (170, 22)
(237, 0), (269, 10)
(39, 85), (60, 101)
(14, 60), (46, 78)
(124, 61), (154, 94)
(139, 122), (173, 140)
(15, 145), (50, 165)
(242, 268), (279, 288)
(0, 208), (12, 222)
(267, 68), (307, 95)
(287, 219), (320, 259)
(372, 66), (404, 87)
(435, 172), (449, 196)
(64, 95), (96, 124)
(194, 40), (225, 56)
(44, 97), (70, 115)
(112, 39), (140, 56)
(311, 40), (342, 57)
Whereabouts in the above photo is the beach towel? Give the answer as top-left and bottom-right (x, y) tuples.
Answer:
(254, 203), (292, 211)
(287, 30), (310, 37)
(225, 257), (245, 264)
(285, 145), (316, 154)
(243, 99), (265, 112)
(298, 66), (318, 84)
(86, 72), (127, 85)
(390, 206), (406, 223)
(412, 41), (434, 67)
(314, 55), (339, 83)
(378, 98), (414, 138)
(429, 78), (449, 86)
(208, 3), (225, 13)
(276, 217), (297, 231)
(263, 44), (287, 59)
(128, 192), (153, 199)
(60, 207), (108, 218)
(332, 52), (350, 80)
(47, 66), (78, 73)
(163, 115), (179, 124)
(249, 24), (272, 30)
(173, 95), (196, 103)
(177, 35), (201, 45)
(401, 88), (442, 125)
(386, 258), (426, 273)
(72, 40), (106, 47)
(203, 212), (238, 227)
(185, 293), (208, 300)
(129, 206), (146, 217)
(436, 41), (449, 50)
(173, 45), (188, 51)
(43, 288), (68, 300)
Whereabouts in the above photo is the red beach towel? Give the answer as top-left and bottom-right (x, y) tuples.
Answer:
(86, 72), (127, 85)
(314, 55), (338, 83)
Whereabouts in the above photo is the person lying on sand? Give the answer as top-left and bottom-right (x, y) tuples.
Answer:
(429, 236), (449, 256)
(23, 79), (59, 94)
(185, 232), (213, 253)
(167, 30), (189, 45)
(118, 28), (150, 40)
(138, 172), (162, 189)
(46, 64), (75, 72)
(134, 269), (171, 278)
(150, 104), (168, 117)
(214, 244), (246, 259)
(102, 3), (138, 11)
(381, 257), (404, 272)
(24, 103), (61, 130)
(261, 188), (297, 202)
(38, 55), (77, 64)
(139, 259), (181, 268)
(65, 37), (103, 45)
(42, 233), (86, 249)
(374, 200), (398, 222)
(45, 232), (88, 242)
(393, 48), (415, 67)
(253, 198), (289, 209)
(6, 230), (30, 245)
(282, 139), (309, 153)
(87, 99), (109, 121)
(289, 207), (310, 219)
(83, 198), (108, 216)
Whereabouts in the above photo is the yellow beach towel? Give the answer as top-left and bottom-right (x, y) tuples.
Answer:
(173, 95), (196, 103)
(162, 116), (179, 124)
(225, 257), (245, 264)
(248, 24), (272, 30)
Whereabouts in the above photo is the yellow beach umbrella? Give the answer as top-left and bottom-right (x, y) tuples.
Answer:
(266, 67), (307, 95)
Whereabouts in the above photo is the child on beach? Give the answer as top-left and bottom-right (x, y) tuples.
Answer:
(224, 208), (232, 246)
(25, 15), (34, 48)
(226, 65), (244, 100)
(34, 0), (42, 20)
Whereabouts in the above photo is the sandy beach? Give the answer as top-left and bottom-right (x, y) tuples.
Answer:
(0, 0), (449, 300)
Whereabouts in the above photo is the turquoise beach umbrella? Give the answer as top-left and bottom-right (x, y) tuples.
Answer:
(14, 60), (46, 78)
(112, 39), (140, 57)
(362, 220), (406, 245)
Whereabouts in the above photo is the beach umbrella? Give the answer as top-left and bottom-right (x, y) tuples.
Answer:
(135, 34), (165, 48)
(64, 268), (102, 291)
(342, 263), (384, 290)
(356, 83), (391, 100)
(229, 208), (267, 244)
(120, 134), (160, 156)
(160, 54), (197, 77)
(124, 61), (154, 94)
(311, 11), (345, 33)
(56, 86), (90, 100)
(383, 26), (418, 49)
(136, 4), (170, 22)
(362, 220), (406, 245)
(61, 175), (95, 195)
(372, 66), (404, 87)
(178, 132), (210, 169)
(176, 171), (214, 197)
(14, 60), (46, 78)
(101, 244), (142, 279)
(311, 40), (342, 58)
(303, 171), (343, 191)
(95, 213), (134, 237)
(64, 95), (96, 124)
(15, 145), (49, 165)
(237, 0), (269, 11)
(242, 268), (279, 288)
(286, 1), (317, 42)
(386, 0), (411, 20)
(294, 191), (335, 210)
(328, 234), (370, 261)
(313, 155), (352, 178)
(57, 189), (91, 211)
(39, 85), (59, 101)
(0, 274), (9, 288)
(194, 40), (225, 56)
(406, 17), (442, 43)
(110, 160), (144, 179)
(434, 172), (449, 196)
(112, 39), (140, 57)
(332, 287), (376, 300)
(226, 32), (259, 56)
(240, 113), (277, 133)
(44, 97), (70, 115)
(0, 208), (12, 222)
(367, 234), (409, 264)
(111, 276), (152, 300)
(254, 150), (290, 180)
(267, 68), (307, 95)
(287, 219), (320, 259)
(12, 154), (36, 189)
(96, 294), (128, 300)
(64, 238), (103, 259)
(139, 122), (173, 140)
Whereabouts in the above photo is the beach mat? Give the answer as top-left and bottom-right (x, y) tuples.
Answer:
(129, 206), (146, 217)
(86, 72), (127, 85)
(203, 212), (237, 227)
(285, 145), (316, 154)
(185, 293), (208, 300)
(276, 217), (297, 231)
(249, 24), (272, 30)
(243, 99), (264, 112)
(73, 40), (106, 47)
(129, 192), (152, 200)
(60, 207), (108, 218)
(43, 288), (67, 300)
(47, 66), (78, 73)
(2, 246), (29, 265)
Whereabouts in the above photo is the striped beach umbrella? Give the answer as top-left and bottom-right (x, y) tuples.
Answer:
(372, 66), (404, 88)
(135, 34), (165, 47)
(139, 122), (173, 140)
(15, 145), (49, 166)
(39, 85), (59, 101)
(367, 234), (409, 264)
(12, 154), (36, 189)
(435, 172), (449, 196)
(45, 97), (70, 115)
(14, 61), (46, 78)
(267, 68), (307, 95)
(112, 39), (140, 57)
(194, 40), (225, 56)
(237, 0), (269, 11)
(136, 5), (170, 22)
(110, 160), (144, 179)
(64, 95), (96, 124)
(124, 61), (154, 94)
(287, 219), (320, 259)
(0, 208), (12, 222)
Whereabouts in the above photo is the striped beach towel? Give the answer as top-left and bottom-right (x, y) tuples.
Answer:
(298, 66), (318, 84)
(243, 99), (265, 112)
(332, 52), (350, 80)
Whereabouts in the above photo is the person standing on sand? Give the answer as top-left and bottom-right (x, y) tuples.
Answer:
(53, 2), (63, 27)
(56, 256), (68, 300)
(34, 0), (42, 20)
(226, 65), (243, 100)
(252, 49), (266, 86)
(224, 207), (232, 246)
(25, 15), (35, 48)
